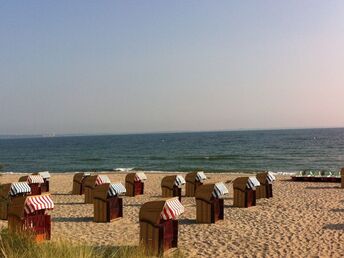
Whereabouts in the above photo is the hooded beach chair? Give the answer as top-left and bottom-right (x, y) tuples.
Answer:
(0, 182), (31, 220)
(72, 172), (91, 195)
(125, 172), (147, 196)
(233, 177), (260, 208)
(32, 171), (50, 192)
(161, 175), (185, 201)
(83, 175), (111, 203)
(93, 182), (126, 222)
(195, 182), (228, 224)
(7, 194), (54, 241)
(256, 172), (275, 199)
(19, 175), (44, 195)
(139, 198), (184, 256)
(185, 171), (207, 197)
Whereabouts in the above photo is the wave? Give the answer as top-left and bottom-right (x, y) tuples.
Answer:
(113, 167), (135, 172)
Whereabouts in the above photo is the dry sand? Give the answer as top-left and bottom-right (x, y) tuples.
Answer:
(1, 172), (344, 257)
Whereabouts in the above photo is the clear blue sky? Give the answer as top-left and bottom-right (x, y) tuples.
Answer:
(1, 1), (344, 134)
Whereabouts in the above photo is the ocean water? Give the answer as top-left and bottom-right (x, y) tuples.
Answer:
(0, 128), (344, 173)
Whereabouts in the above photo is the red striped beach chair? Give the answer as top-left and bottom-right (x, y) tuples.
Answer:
(7, 194), (54, 241)
(19, 175), (45, 195)
(139, 198), (184, 256)
(32, 171), (50, 192)
(125, 172), (147, 197)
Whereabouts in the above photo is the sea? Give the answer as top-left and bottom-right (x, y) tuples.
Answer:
(0, 128), (344, 174)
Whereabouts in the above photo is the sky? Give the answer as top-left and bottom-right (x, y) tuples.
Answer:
(1, 1), (344, 135)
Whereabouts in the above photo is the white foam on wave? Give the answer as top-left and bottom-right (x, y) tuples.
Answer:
(113, 167), (135, 172)
(268, 171), (298, 175)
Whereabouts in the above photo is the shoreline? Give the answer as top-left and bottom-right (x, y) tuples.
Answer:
(0, 170), (297, 175)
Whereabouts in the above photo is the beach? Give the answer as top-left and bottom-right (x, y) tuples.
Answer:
(1, 172), (344, 257)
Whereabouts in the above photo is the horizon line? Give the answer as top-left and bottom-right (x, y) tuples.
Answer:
(1, 126), (344, 139)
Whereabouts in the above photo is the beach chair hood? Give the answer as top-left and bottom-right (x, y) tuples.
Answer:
(84, 175), (110, 189)
(94, 183), (126, 201)
(23, 175), (45, 184)
(195, 183), (229, 201)
(135, 172), (147, 182)
(73, 172), (91, 183)
(161, 175), (185, 189)
(267, 172), (276, 183)
(257, 172), (276, 185)
(186, 171), (207, 183)
(10, 182), (31, 196)
(33, 171), (51, 179)
(108, 183), (126, 196)
(8, 194), (54, 219)
(139, 198), (184, 225)
(247, 177), (260, 189)
(96, 175), (111, 185)
(125, 172), (147, 184)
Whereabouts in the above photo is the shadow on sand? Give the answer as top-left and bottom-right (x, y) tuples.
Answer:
(53, 217), (93, 222)
(54, 202), (85, 205)
(323, 224), (344, 230)
(330, 208), (344, 212)
(178, 219), (197, 225)
(305, 186), (341, 190)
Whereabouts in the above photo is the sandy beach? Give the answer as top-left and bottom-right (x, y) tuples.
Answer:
(1, 172), (344, 257)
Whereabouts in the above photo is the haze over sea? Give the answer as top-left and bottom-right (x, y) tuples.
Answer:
(0, 128), (343, 173)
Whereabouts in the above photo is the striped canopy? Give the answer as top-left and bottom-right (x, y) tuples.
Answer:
(108, 183), (126, 196)
(161, 198), (185, 220)
(95, 175), (111, 185)
(267, 172), (276, 184)
(10, 182), (31, 196)
(37, 171), (51, 179)
(212, 182), (229, 198)
(28, 175), (44, 184)
(174, 175), (186, 187)
(135, 172), (147, 182)
(24, 195), (54, 214)
(247, 177), (260, 189)
(196, 171), (207, 182)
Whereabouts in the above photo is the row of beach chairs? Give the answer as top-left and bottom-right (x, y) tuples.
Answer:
(0, 171), (276, 256)
(71, 171), (276, 255)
